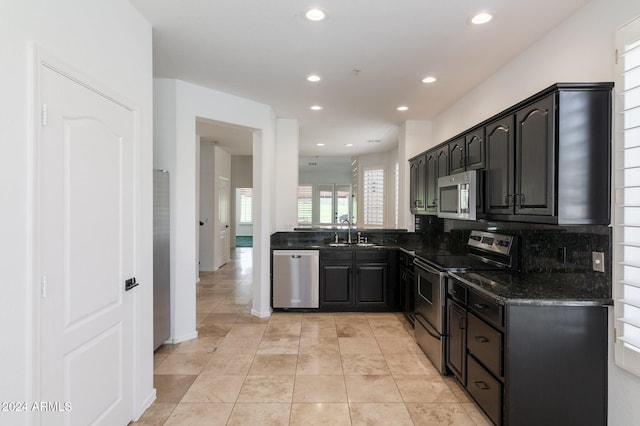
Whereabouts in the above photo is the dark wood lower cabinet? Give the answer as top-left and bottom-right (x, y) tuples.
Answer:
(446, 277), (607, 425)
(319, 249), (398, 312)
(320, 263), (353, 307)
(355, 264), (387, 307)
(446, 299), (466, 383)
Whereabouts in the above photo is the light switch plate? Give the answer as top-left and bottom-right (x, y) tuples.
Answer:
(592, 252), (605, 273)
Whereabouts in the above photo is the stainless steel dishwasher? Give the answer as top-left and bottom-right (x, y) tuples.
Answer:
(272, 250), (319, 308)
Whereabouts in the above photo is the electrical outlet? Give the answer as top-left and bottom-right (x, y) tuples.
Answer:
(592, 252), (605, 273)
(557, 247), (567, 263)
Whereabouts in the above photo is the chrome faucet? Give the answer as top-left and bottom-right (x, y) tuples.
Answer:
(341, 219), (352, 244)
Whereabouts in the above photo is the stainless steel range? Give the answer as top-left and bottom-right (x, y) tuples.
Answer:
(413, 230), (518, 374)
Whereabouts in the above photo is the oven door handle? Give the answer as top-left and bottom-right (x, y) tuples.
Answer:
(414, 258), (442, 275)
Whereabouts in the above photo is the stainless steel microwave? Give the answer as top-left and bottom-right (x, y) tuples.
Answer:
(437, 170), (477, 220)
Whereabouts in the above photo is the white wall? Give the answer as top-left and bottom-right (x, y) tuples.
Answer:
(231, 156), (253, 245)
(153, 79), (276, 328)
(0, 0), (153, 423)
(428, 1), (640, 424)
(399, 120), (433, 230)
(275, 119), (300, 231)
(299, 168), (353, 184)
(356, 150), (398, 228)
(432, 0), (640, 143)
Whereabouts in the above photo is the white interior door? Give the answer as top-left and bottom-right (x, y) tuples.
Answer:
(216, 176), (230, 268)
(38, 64), (135, 425)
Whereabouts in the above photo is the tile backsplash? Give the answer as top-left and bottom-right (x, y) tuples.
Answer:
(441, 218), (611, 275)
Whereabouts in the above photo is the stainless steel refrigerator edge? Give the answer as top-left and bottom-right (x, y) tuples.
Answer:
(153, 170), (171, 349)
(272, 250), (319, 308)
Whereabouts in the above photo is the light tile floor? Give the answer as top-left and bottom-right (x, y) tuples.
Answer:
(132, 248), (491, 425)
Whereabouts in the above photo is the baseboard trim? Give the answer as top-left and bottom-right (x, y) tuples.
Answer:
(251, 308), (272, 318)
(166, 330), (198, 344)
(134, 388), (156, 421)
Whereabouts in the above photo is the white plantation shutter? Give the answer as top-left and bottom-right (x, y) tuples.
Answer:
(363, 168), (384, 226)
(395, 162), (399, 228)
(614, 16), (640, 375)
(239, 188), (252, 223)
(297, 185), (313, 224)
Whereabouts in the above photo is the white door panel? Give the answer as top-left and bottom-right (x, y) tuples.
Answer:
(39, 65), (134, 425)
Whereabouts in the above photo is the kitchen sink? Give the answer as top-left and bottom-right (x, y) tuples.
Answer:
(326, 242), (377, 247)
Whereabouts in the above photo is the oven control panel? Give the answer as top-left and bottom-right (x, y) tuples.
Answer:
(467, 230), (514, 256)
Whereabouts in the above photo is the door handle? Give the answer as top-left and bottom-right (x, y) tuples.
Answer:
(474, 336), (489, 343)
(125, 277), (138, 291)
(474, 381), (490, 390)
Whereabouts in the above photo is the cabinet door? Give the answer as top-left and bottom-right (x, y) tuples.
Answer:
(449, 137), (465, 174)
(436, 146), (449, 179)
(409, 155), (426, 213)
(320, 263), (353, 307)
(447, 299), (467, 384)
(425, 150), (438, 212)
(356, 263), (388, 307)
(465, 129), (485, 170)
(485, 115), (515, 215)
(515, 94), (555, 216)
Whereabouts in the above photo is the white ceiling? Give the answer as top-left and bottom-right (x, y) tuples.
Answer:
(132, 0), (590, 158)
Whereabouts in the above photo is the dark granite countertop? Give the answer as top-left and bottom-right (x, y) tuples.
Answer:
(270, 240), (437, 253)
(271, 242), (397, 250)
(448, 271), (612, 307)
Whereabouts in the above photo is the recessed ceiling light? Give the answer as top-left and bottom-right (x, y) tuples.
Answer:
(471, 12), (492, 25)
(310, 105), (323, 111)
(397, 106), (409, 111)
(422, 76), (437, 84)
(316, 143), (325, 146)
(307, 74), (321, 82)
(305, 8), (326, 21)
(345, 143), (353, 147)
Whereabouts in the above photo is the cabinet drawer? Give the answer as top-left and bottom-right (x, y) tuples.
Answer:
(356, 250), (388, 262)
(467, 313), (502, 378)
(467, 356), (502, 426)
(447, 279), (467, 304)
(321, 250), (353, 261)
(468, 290), (503, 329)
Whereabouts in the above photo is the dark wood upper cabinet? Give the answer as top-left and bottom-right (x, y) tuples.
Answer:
(409, 154), (426, 214)
(465, 129), (485, 170)
(485, 116), (515, 215)
(487, 85), (612, 224)
(449, 137), (465, 174)
(410, 83), (612, 224)
(515, 94), (555, 216)
(425, 150), (438, 212)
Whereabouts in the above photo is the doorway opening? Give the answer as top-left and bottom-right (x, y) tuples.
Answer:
(196, 118), (254, 275)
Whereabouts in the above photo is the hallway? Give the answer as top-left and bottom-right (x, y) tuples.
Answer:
(134, 248), (491, 425)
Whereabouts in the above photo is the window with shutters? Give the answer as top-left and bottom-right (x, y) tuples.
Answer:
(614, 15), (640, 376)
(395, 162), (399, 228)
(297, 185), (313, 224)
(238, 188), (252, 224)
(363, 167), (384, 226)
